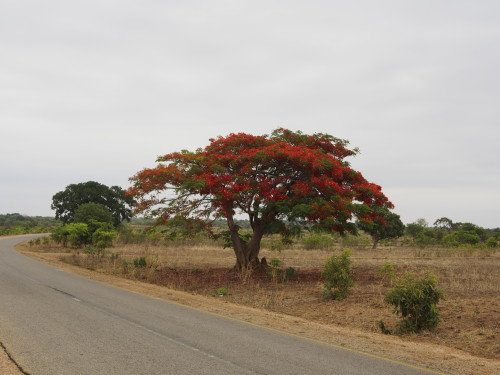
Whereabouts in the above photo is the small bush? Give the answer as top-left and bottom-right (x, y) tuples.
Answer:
(51, 225), (70, 247)
(66, 223), (90, 248)
(269, 258), (282, 267)
(284, 267), (297, 280)
(92, 229), (117, 250)
(377, 320), (392, 335)
(133, 256), (147, 268)
(376, 262), (395, 284)
(384, 271), (444, 333)
(486, 237), (498, 248)
(217, 287), (228, 296)
(84, 246), (97, 255)
(322, 249), (354, 300)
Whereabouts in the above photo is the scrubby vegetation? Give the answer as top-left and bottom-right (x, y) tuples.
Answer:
(0, 213), (56, 235)
(405, 217), (499, 249)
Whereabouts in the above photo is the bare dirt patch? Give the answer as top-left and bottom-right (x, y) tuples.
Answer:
(0, 343), (23, 375)
(17, 242), (500, 375)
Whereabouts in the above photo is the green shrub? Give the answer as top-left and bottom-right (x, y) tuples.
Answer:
(92, 228), (117, 250)
(443, 231), (481, 247)
(486, 237), (498, 248)
(376, 262), (395, 283)
(51, 225), (71, 247)
(265, 259), (297, 282)
(322, 249), (354, 300)
(66, 223), (89, 248)
(284, 267), (297, 280)
(302, 234), (335, 250)
(269, 258), (282, 267)
(83, 246), (97, 254)
(133, 256), (147, 268)
(377, 320), (392, 335)
(216, 287), (228, 296)
(384, 271), (444, 333)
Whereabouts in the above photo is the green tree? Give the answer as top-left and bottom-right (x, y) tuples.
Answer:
(454, 222), (486, 241)
(405, 218), (428, 239)
(415, 229), (439, 248)
(356, 208), (405, 249)
(128, 129), (393, 270)
(74, 203), (115, 226)
(433, 217), (454, 232)
(51, 181), (134, 226)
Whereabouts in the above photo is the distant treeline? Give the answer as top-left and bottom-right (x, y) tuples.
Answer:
(0, 213), (57, 236)
(127, 216), (498, 249)
(3, 212), (499, 249)
(404, 218), (499, 248)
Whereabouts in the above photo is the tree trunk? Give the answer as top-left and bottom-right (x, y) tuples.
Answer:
(226, 215), (264, 271)
(372, 236), (379, 249)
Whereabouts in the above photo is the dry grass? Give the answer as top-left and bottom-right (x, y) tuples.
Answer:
(23, 240), (500, 361)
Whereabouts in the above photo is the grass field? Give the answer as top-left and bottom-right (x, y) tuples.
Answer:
(23, 237), (499, 361)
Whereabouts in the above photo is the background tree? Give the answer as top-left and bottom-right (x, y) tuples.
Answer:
(73, 203), (115, 226)
(433, 217), (454, 232)
(52, 181), (134, 226)
(356, 208), (404, 249)
(405, 218), (429, 239)
(128, 128), (393, 270)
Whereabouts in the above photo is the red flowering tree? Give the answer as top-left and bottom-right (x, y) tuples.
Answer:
(127, 128), (393, 270)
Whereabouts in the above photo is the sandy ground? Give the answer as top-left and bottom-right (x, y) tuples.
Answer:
(7, 248), (499, 375)
(0, 343), (24, 375)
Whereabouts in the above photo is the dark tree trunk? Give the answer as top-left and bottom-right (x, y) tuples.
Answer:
(226, 215), (264, 271)
(372, 236), (379, 249)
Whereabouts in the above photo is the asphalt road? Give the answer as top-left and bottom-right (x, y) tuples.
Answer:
(0, 235), (442, 375)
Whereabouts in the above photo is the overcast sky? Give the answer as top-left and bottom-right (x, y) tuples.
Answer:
(1, 0), (499, 228)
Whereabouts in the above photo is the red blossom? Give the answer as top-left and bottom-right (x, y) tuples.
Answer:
(127, 128), (393, 234)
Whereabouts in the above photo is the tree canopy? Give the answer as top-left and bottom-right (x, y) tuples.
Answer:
(356, 207), (405, 248)
(127, 128), (393, 269)
(73, 202), (115, 226)
(51, 181), (134, 226)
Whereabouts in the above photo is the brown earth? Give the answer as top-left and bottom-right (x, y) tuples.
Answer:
(12, 242), (500, 375)
(0, 344), (22, 375)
